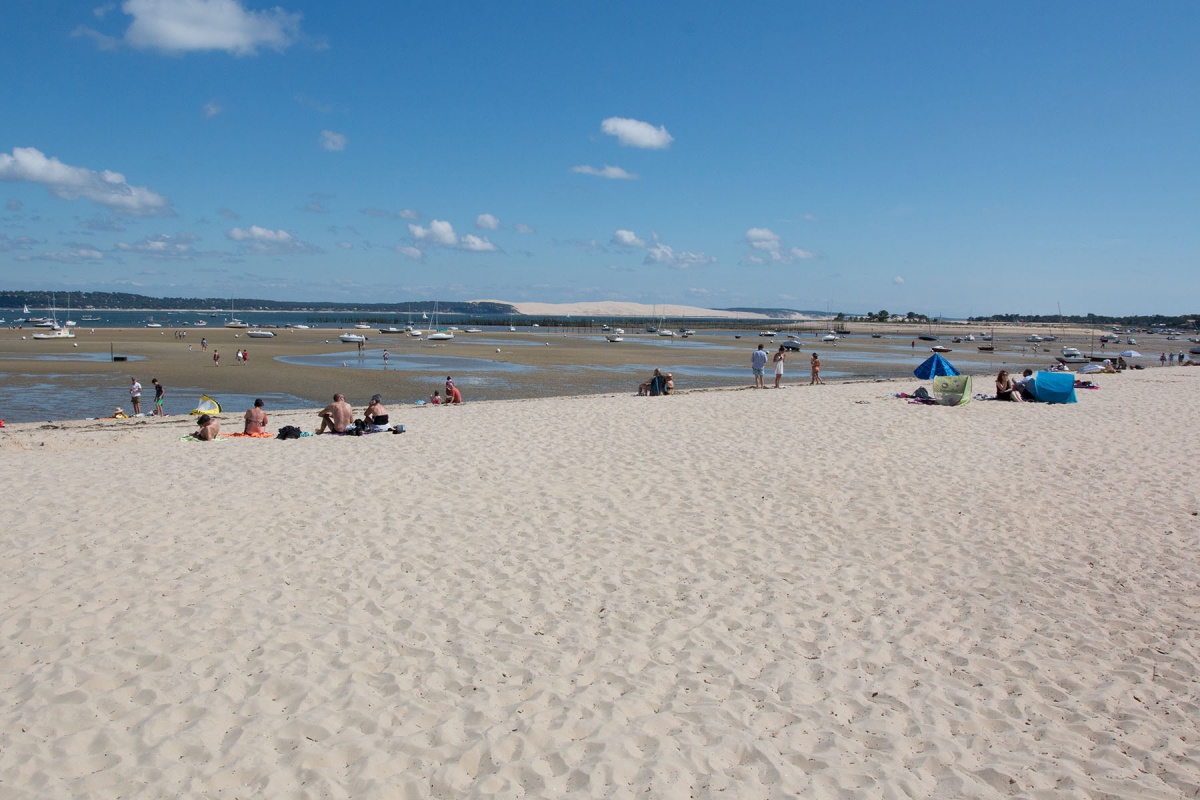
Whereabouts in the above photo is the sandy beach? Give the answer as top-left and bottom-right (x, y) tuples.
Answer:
(1, 365), (1197, 798)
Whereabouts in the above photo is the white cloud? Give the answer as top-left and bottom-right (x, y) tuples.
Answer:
(644, 243), (713, 269)
(0, 234), (37, 252)
(744, 227), (815, 264)
(476, 213), (499, 230)
(320, 130), (346, 152)
(203, 100), (222, 118)
(572, 164), (638, 180)
(394, 245), (422, 260)
(514, 223), (535, 235)
(363, 207), (418, 220)
(0, 146), (170, 216)
(409, 220), (458, 246)
(117, 231), (198, 258)
(37, 248), (105, 262)
(226, 224), (317, 254)
(120, 0), (303, 56)
(338, 241), (353, 249)
(611, 229), (645, 248)
(894, 275), (905, 284)
(600, 117), (674, 149)
(460, 234), (496, 252)
(408, 219), (495, 252)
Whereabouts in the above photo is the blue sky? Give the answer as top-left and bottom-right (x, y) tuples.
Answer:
(2, 1), (1197, 316)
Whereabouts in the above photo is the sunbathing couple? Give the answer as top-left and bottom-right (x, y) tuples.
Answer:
(317, 393), (391, 434)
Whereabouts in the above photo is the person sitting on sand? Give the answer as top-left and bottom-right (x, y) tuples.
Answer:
(363, 394), (389, 429)
(1015, 369), (1036, 400)
(195, 414), (220, 440)
(639, 368), (666, 396)
(430, 390), (442, 405)
(664, 373), (675, 395)
(1101, 359), (1116, 373)
(446, 380), (463, 405)
(317, 393), (354, 434)
(1117, 357), (1128, 371)
(243, 398), (268, 434)
(995, 370), (1023, 402)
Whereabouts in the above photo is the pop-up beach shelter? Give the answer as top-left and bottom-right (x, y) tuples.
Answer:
(1029, 371), (1077, 404)
(914, 353), (970, 405)
(913, 352), (959, 380)
(190, 395), (221, 415)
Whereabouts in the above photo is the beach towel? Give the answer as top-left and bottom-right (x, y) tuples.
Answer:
(180, 435), (228, 442)
(219, 432), (276, 439)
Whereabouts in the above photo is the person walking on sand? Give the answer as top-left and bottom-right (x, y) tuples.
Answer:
(810, 352), (824, 385)
(213, 350), (220, 367)
(151, 378), (166, 417)
(235, 349), (243, 365)
(201, 337), (207, 351)
(129, 377), (142, 415)
(241, 349), (249, 365)
(751, 344), (768, 389)
(773, 345), (786, 388)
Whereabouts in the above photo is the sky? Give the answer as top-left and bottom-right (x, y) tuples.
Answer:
(1, 1), (1198, 316)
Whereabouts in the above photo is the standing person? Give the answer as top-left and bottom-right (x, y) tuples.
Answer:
(810, 353), (824, 385)
(751, 344), (768, 389)
(773, 345), (786, 388)
(382, 349), (389, 367)
(241, 349), (249, 365)
(201, 337), (207, 351)
(1161, 353), (1167, 367)
(213, 350), (220, 367)
(243, 398), (268, 434)
(235, 349), (244, 365)
(129, 377), (142, 415)
(151, 378), (166, 417)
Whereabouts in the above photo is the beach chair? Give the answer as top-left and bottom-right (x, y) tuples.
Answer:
(932, 374), (972, 406)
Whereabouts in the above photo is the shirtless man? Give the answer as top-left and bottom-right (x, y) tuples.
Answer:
(317, 393), (354, 434)
(195, 414), (220, 441)
(243, 398), (268, 434)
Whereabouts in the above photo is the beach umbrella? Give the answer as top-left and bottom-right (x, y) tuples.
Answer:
(1119, 349), (1142, 358)
(1078, 363), (1103, 374)
(913, 352), (959, 380)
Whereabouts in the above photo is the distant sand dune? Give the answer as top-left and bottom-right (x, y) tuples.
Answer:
(477, 299), (819, 320)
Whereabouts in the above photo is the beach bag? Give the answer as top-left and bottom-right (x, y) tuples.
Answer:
(277, 425), (302, 440)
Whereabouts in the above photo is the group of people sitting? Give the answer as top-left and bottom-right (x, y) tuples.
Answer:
(994, 369), (1037, 402)
(192, 397), (269, 440)
(428, 376), (463, 405)
(637, 369), (674, 396)
(317, 393), (394, 434)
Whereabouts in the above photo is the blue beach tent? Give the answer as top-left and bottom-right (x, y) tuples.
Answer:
(1029, 371), (1077, 404)
(913, 353), (960, 380)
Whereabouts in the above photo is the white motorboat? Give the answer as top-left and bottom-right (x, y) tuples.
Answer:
(822, 333), (838, 342)
(32, 327), (75, 340)
(246, 329), (276, 338)
(759, 330), (777, 337)
(146, 322), (163, 328)
(354, 323), (371, 330)
(287, 323), (309, 329)
(427, 331), (454, 341)
(605, 334), (624, 342)
(339, 333), (367, 343)
(194, 320), (207, 327)
(465, 328), (483, 333)
(377, 327), (406, 334)
(931, 345), (952, 353)
(1026, 334), (1044, 342)
(1056, 347), (1088, 364)
(657, 329), (676, 337)
(225, 319), (249, 329)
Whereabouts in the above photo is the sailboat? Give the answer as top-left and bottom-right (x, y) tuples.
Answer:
(33, 293), (75, 339)
(978, 324), (995, 352)
(427, 302), (453, 340)
(225, 297), (248, 328)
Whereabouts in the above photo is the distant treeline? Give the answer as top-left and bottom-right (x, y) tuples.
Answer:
(1, 290), (516, 315)
(970, 313), (1199, 328)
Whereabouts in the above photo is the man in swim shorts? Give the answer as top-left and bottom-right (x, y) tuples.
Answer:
(151, 378), (165, 416)
(244, 398), (268, 434)
(751, 345), (768, 389)
(317, 393), (354, 434)
(129, 377), (142, 415)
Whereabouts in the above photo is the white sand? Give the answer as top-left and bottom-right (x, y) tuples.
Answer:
(1, 370), (1198, 798)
